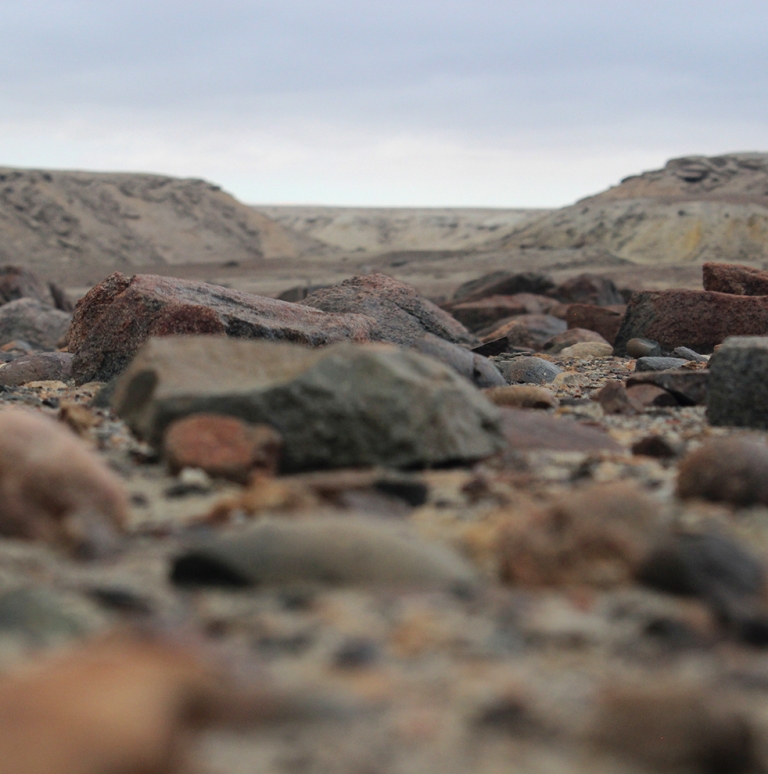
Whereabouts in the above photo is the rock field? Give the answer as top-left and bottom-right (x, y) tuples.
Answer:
(3, 256), (768, 774)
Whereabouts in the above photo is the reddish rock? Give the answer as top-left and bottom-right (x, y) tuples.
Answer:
(480, 319), (535, 349)
(0, 265), (72, 311)
(543, 327), (609, 353)
(451, 271), (555, 302)
(498, 408), (622, 455)
(447, 293), (556, 332)
(0, 352), (73, 386)
(702, 262), (768, 296)
(625, 383), (678, 408)
(163, 414), (283, 482)
(595, 380), (637, 415)
(566, 304), (625, 345)
(0, 408), (128, 553)
(551, 273), (624, 307)
(67, 273), (378, 384)
(302, 274), (476, 347)
(626, 369), (708, 406)
(613, 289), (768, 355)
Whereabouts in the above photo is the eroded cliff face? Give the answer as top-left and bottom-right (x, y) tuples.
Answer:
(0, 168), (326, 283)
(494, 154), (768, 265)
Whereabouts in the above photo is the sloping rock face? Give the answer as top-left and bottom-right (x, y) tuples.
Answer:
(302, 274), (477, 347)
(0, 168), (325, 283)
(614, 289), (768, 354)
(111, 337), (503, 472)
(497, 154), (768, 264)
(67, 273), (377, 384)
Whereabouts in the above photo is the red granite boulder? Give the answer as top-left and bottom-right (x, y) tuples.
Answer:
(67, 273), (377, 384)
(702, 262), (768, 296)
(614, 289), (768, 355)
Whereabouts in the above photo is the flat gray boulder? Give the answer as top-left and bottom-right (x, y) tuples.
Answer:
(112, 337), (503, 472)
(0, 298), (71, 351)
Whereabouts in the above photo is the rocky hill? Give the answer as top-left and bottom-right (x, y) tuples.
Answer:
(495, 153), (768, 265)
(0, 168), (330, 286)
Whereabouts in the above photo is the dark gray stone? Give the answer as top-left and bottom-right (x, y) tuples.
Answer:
(635, 357), (690, 372)
(0, 352), (73, 386)
(112, 337), (503, 472)
(501, 356), (562, 385)
(672, 346), (709, 363)
(411, 333), (504, 388)
(170, 516), (479, 589)
(708, 337), (768, 428)
(627, 369), (708, 406)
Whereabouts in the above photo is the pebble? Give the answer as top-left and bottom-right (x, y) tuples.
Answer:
(626, 383), (678, 408)
(482, 385), (558, 409)
(594, 379), (637, 415)
(625, 337), (662, 358)
(635, 356), (689, 372)
(677, 436), (768, 506)
(500, 356), (562, 384)
(672, 346), (709, 363)
(558, 341), (613, 359)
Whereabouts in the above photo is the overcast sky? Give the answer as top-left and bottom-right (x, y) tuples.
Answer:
(1, 0), (767, 207)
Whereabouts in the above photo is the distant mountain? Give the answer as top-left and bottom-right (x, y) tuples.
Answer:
(0, 168), (328, 285)
(494, 154), (768, 265)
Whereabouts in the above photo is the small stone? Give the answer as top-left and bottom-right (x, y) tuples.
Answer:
(501, 356), (562, 384)
(625, 383), (679, 408)
(0, 408), (128, 554)
(677, 437), (768, 506)
(635, 356), (690, 372)
(632, 435), (680, 458)
(595, 380), (637, 415)
(626, 338), (662, 358)
(708, 337), (768, 428)
(163, 414), (283, 483)
(543, 327), (609, 354)
(558, 341), (613, 359)
(483, 385), (558, 409)
(672, 346), (709, 363)
(170, 516), (479, 590)
(627, 369), (708, 405)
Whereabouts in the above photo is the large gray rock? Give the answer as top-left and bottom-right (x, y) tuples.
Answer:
(411, 333), (504, 388)
(112, 337), (503, 472)
(0, 298), (71, 351)
(708, 337), (768, 427)
(67, 273), (378, 384)
(302, 274), (477, 347)
(0, 352), (73, 386)
(171, 516), (479, 590)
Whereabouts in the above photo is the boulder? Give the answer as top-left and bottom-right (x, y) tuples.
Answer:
(451, 271), (555, 302)
(67, 273), (377, 384)
(559, 341), (613, 359)
(410, 333), (504, 388)
(702, 262), (768, 296)
(302, 273), (476, 347)
(0, 298), (71, 351)
(112, 337), (503, 472)
(0, 265), (72, 311)
(551, 273), (624, 307)
(614, 290), (768, 355)
(0, 352), (73, 387)
(707, 337), (768, 427)
(566, 304), (625, 345)
(481, 314), (566, 349)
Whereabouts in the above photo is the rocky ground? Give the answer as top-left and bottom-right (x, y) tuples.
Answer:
(2, 260), (768, 773)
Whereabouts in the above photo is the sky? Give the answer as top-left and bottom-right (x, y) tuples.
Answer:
(1, 1), (767, 207)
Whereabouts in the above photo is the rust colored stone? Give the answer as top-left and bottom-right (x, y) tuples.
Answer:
(625, 383), (678, 408)
(566, 303), (625, 345)
(702, 262), (768, 295)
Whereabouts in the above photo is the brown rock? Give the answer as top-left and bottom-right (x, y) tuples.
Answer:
(480, 314), (566, 349)
(595, 380), (637, 415)
(483, 385), (558, 409)
(480, 319), (536, 349)
(447, 293), (554, 332)
(632, 435), (680, 458)
(0, 352), (73, 386)
(625, 383), (679, 408)
(702, 261), (768, 296)
(452, 271), (555, 302)
(68, 273), (377, 384)
(163, 414), (283, 482)
(565, 303), (625, 344)
(614, 289), (768, 355)
(498, 408), (622, 454)
(543, 327), (609, 353)
(551, 273), (624, 306)
(498, 482), (657, 587)
(0, 298), (71, 351)
(0, 408), (128, 553)
(677, 437), (768, 506)
(558, 341), (613, 359)
(302, 273), (476, 347)
(627, 369), (708, 405)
